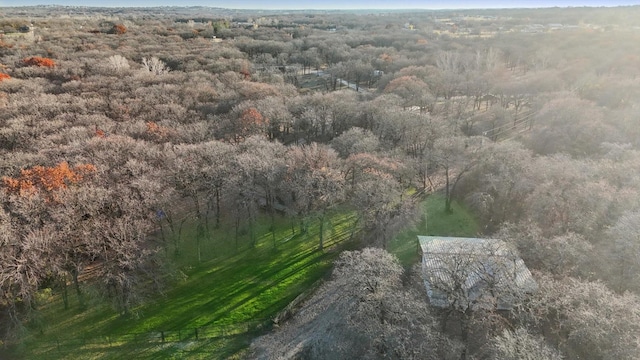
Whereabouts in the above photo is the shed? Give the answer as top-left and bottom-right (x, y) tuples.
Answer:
(418, 236), (536, 310)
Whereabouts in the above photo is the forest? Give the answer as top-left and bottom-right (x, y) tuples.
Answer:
(1, 4), (640, 359)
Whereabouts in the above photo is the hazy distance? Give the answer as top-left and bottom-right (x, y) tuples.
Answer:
(4, 0), (640, 9)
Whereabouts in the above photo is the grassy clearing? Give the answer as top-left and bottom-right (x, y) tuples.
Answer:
(11, 195), (475, 359)
(389, 193), (480, 267)
(15, 211), (358, 359)
(297, 73), (331, 92)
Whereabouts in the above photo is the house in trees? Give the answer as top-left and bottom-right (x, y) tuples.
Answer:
(418, 236), (536, 310)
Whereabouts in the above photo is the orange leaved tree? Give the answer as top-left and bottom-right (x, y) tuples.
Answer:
(111, 24), (127, 35)
(241, 107), (266, 129)
(3, 161), (96, 196)
(145, 121), (174, 142)
(0, 73), (10, 82)
(225, 107), (269, 143)
(23, 56), (56, 68)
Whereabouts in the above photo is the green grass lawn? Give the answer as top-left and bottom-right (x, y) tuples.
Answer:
(13, 211), (358, 359)
(297, 73), (331, 93)
(9, 194), (476, 359)
(388, 193), (480, 267)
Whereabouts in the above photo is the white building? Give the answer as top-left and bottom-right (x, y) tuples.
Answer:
(418, 236), (537, 310)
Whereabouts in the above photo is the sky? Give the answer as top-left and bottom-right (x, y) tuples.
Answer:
(2, 0), (639, 8)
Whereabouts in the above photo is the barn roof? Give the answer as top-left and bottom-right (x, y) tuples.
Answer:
(418, 236), (537, 305)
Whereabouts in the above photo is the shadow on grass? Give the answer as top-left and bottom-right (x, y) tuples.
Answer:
(16, 211), (359, 359)
(147, 217), (355, 330)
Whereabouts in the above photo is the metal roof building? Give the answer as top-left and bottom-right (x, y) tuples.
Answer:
(418, 236), (537, 310)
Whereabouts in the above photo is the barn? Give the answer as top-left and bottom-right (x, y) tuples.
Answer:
(418, 236), (537, 310)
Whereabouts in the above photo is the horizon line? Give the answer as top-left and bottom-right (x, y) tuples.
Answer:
(4, 4), (638, 10)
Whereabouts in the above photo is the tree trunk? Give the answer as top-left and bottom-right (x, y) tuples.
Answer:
(60, 275), (69, 310)
(460, 310), (471, 360)
(247, 204), (256, 247)
(349, 216), (360, 241)
(72, 269), (85, 308)
(158, 220), (169, 257)
(235, 215), (240, 252)
(165, 212), (185, 257)
(445, 167), (453, 213)
(300, 218), (307, 234)
(318, 213), (325, 251)
(271, 206), (277, 249)
(196, 224), (202, 264)
(215, 188), (221, 229)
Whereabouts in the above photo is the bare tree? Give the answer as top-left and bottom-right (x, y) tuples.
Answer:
(251, 248), (461, 360)
(330, 127), (380, 159)
(497, 223), (593, 278)
(486, 327), (563, 360)
(606, 210), (640, 292)
(50, 186), (116, 309)
(0, 206), (48, 339)
(91, 215), (158, 316)
(141, 56), (169, 75)
(515, 274), (640, 360)
(107, 54), (130, 74)
(457, 141), (533, 231)
(284, 143), (345, 250)
(345, 153), (416, 248)
(432, 136), (484, 213)
(234, 136), (287, 248)
(524, 155), (616, 238)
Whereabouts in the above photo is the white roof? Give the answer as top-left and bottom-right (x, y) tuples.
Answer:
(418, 236), (537, 297)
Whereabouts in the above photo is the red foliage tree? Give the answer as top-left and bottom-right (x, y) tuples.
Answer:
(111, 24), (127, 35)
(239, 62), (251, 80)
(240, 107), (268, 136)
(0, 73), (10, 82)
(379, 53), (394, 63)
(3, 162), (96, 196)
(23, 56), (56, 68)
(384, 75), (433, 111)
(145, 121), (174, 142)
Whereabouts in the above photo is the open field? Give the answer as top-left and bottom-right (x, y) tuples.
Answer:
(389, 193), (480, 267)
(10, 194), (476, 359)
(296, 73), (331, 92)
(12, 211), (358, 359)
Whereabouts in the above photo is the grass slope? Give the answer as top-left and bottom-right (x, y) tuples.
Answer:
(389, 193), (480, 267)
(15, 212), (358, 359)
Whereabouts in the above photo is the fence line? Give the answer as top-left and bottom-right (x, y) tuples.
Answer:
(30, 319), (270, 355)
